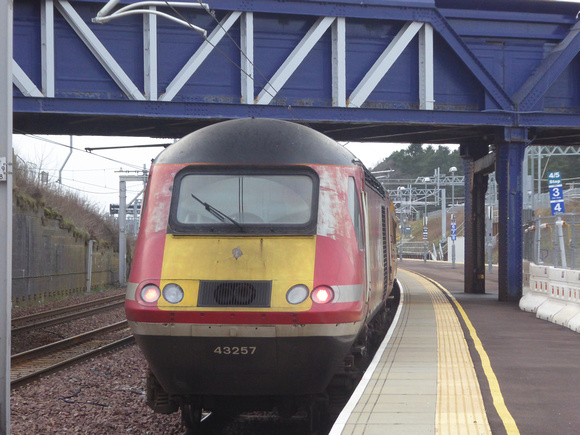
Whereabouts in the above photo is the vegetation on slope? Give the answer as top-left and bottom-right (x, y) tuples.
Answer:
(13, 156), (119, 249)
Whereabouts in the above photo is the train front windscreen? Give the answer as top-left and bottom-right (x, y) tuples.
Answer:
(168, 166), (319, 234)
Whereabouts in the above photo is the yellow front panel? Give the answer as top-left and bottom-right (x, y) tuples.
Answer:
(158, 235), (316, 311)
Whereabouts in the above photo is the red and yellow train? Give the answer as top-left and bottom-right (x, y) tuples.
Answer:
(126, 118), (398, 428)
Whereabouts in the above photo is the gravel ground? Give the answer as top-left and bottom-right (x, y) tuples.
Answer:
(11, 345), (184, 434)
(11, 288), (185, 434)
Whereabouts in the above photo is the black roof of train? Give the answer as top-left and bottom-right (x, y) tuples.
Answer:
(154, 118), (357, 166)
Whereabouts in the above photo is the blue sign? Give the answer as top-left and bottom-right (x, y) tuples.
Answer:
(423, 227), (428, 240)
(548, 171), (565, 215)
(451, 221), (457, 241)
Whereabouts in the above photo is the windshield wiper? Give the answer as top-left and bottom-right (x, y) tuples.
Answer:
(190, 193), (244, 230)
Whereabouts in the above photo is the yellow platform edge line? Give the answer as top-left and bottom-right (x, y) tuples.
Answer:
(408, 270), (520, 435)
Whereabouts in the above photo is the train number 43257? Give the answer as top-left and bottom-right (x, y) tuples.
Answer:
(213, 346), (256, 355)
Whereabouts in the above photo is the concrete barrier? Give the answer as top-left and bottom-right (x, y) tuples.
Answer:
(556, 269), (580, 331)
(520, 263), (580, 332)
(520, 263), (549, 313)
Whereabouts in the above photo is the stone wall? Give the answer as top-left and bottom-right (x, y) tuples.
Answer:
(12, 206), (119, 307)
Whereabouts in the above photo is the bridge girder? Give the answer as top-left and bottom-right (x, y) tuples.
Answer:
(11, 0), (580, 145)
(11, 0), (580, 302)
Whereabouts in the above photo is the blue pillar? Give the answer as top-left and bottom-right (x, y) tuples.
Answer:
(461, 143), (488, 294)
(496, 127), (527, 301)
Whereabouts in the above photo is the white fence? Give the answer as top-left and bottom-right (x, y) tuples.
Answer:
(520, 262), (580, 332)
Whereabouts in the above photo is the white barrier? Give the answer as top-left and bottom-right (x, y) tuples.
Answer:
(520, 263), (580, 332)
(520, 263), (550, 313)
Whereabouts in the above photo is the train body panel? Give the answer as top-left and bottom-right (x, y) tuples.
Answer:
(126, 118), (397, 417)
(158, 235), (317, 311)
(127, 164), (176, 285)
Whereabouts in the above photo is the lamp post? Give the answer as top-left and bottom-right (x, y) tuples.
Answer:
(397, 186), (406, 261)
(423, 177), (430, 262)
(449, 166), (457, 268)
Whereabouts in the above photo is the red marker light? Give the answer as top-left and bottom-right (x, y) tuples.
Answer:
(141, 284), (161, 303)
(312, 286), (334, 304)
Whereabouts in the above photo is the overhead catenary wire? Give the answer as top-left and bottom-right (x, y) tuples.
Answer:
(14, 130), (152, 171)
(13, 132), (154, 203)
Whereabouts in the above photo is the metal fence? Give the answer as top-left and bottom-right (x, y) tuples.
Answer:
(398, 241), (429, 259)
(398, 241), (449, 261)
(523, 213), (580, 269)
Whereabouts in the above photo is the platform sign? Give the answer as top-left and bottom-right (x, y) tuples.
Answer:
(423, 227), (428, 240)
(548, 171), (565, 215)
(451, 218), (457, 241)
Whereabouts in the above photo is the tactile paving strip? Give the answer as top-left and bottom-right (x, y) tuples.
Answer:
(418, 271), (491, 435)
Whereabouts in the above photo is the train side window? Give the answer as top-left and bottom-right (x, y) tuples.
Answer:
(348, 177), (364, 250)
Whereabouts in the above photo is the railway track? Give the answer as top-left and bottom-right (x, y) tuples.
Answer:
(11, 320), (134, 389)
(12, 293), (125, 334)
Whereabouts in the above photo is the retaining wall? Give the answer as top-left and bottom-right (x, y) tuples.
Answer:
(12, 206), (119, 307)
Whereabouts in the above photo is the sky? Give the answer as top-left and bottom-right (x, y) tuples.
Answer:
(13, 134), (167, 213)
(13, 134), (416, 213)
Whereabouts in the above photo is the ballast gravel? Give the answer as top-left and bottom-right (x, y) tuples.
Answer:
(10, 289), (184, 434)
(11, 345), (184, 434)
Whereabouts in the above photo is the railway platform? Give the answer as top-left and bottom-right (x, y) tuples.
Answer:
(330, 260), (580, 435)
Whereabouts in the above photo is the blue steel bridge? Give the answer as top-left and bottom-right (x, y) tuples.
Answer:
(11, 0), (580, 300)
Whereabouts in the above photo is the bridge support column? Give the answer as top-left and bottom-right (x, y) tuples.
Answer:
(496, 128), (527, 301)
(461, 144), (488, 294)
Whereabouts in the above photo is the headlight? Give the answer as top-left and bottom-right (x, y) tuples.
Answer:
(311, 285), (334, 304)
(141, 284), (161, 303)
(286, 284), (309, 305)
(163, 283), (184, 304)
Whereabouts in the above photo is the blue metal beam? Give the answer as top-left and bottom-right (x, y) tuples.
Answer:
(514, 20), (580, 112)
(429, 8), (513, 111)
(15, 0), (569, 120)
(11, 0), (580, 149)
(436, 0), (580, 16)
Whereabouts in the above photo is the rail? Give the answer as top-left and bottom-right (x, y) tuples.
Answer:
(11, 321), (133, 389)
(12, 294), (125, 333)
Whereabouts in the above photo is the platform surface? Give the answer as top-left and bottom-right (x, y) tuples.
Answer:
(331, 260), (580, 435)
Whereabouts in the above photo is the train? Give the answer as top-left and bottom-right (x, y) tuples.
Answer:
(125, 118), (398, 430)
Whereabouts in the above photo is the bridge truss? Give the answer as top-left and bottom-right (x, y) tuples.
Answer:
(10, 0), (580, 302)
